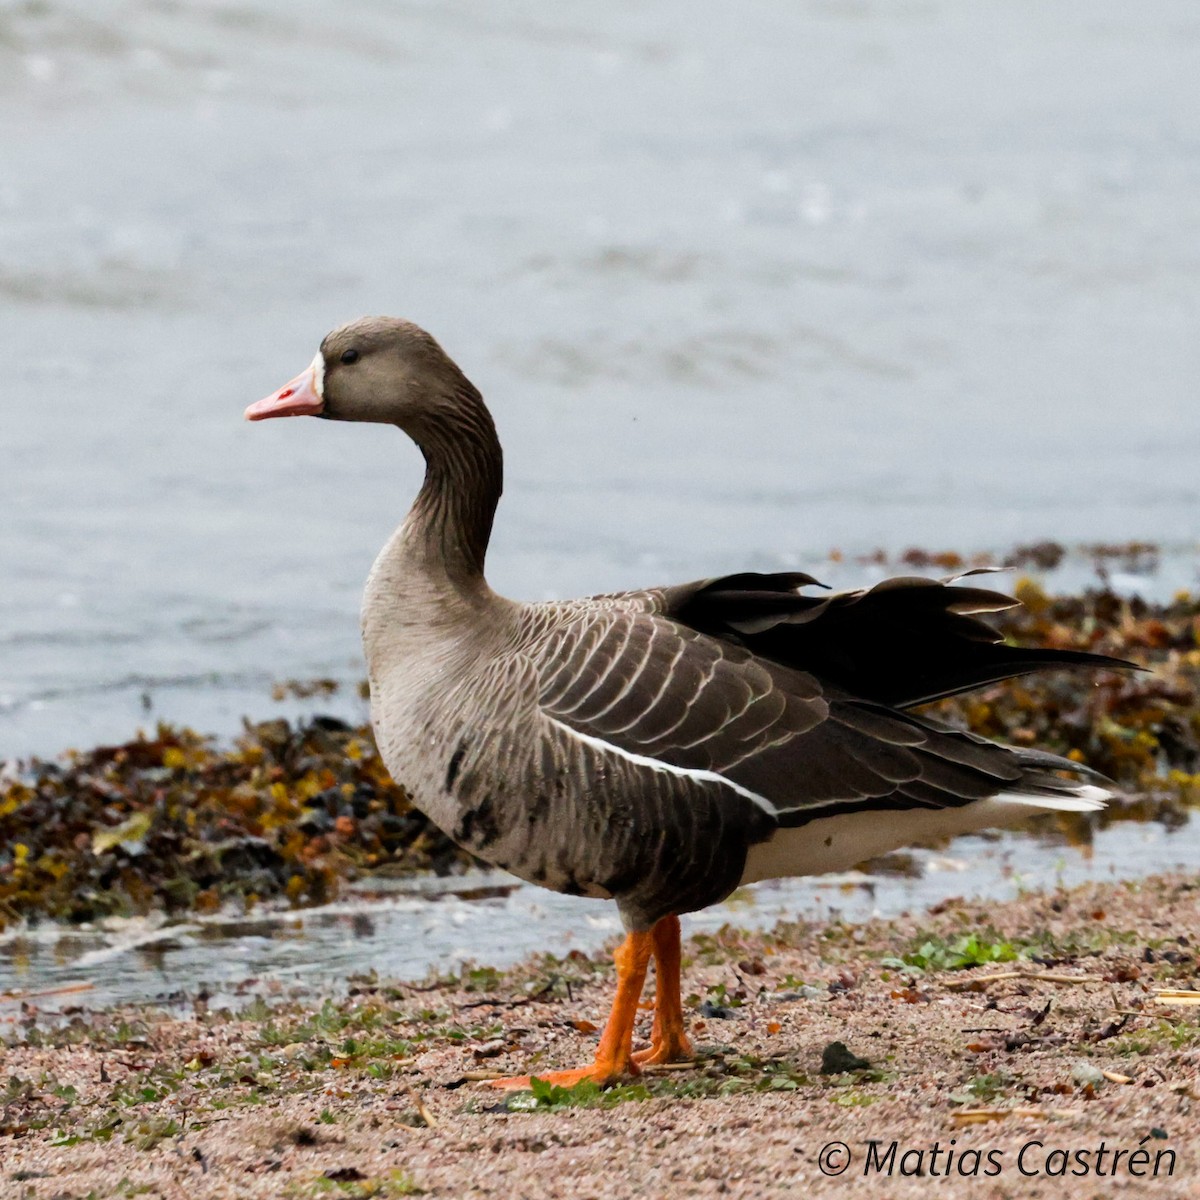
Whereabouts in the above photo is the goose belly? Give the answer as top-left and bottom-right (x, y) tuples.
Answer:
(740, 796), (1051, 885)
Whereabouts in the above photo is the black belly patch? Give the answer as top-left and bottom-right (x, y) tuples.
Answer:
(444, 740), (468, 792)
(455, 793), (500, 848)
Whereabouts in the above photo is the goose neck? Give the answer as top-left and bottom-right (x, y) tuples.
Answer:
(397, 388), (503, 590)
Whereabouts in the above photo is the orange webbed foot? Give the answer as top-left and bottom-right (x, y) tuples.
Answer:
(488, 928), (654, 1092)
(486, 919), (699, 1091)
(486, 1058), (638, 1091)
(632, 1028), (694, 1066)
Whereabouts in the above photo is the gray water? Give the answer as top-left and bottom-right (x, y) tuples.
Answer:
(4, 0), (1200, 756)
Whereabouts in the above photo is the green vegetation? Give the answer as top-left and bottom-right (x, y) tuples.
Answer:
(882, 930), (1024, 973)
(493, 1050), (887, 1112)
(285, 1169), (424, 1198)
(949, 1070), (1019, 1105)
(1107, 1017), (1200, 1058)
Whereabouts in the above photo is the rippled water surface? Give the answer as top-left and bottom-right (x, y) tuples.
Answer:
(4, 0), (1200, 755)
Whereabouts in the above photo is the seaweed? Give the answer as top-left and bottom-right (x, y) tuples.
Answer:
(0, 718), (479, 928)
(3, 578), (1200, 926)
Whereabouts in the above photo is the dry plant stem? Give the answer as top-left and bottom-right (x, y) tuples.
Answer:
(403, 1080), (438, 1128)
(3, 982), (94, 1001)
(1154, 989), (1200, 1005)
(952, 1107), (1082, 1126)
(489, 929), (654, 1090)
(945, 969), (1102, 989)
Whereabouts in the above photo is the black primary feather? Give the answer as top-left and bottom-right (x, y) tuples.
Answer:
(666, 570), (1135, 710)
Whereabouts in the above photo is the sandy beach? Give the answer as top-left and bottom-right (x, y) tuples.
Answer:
(2, 576), (1199, 1195)
(3, 873), (1198, 1198)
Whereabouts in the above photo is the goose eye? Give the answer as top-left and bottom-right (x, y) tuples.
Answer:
(340, 348), (360, 365)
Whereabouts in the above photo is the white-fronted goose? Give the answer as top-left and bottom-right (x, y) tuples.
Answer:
(247, 317), (1126, 1088)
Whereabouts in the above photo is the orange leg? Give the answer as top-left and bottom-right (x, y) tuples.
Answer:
(633, 914), (694, 1065)
(489, 928), (653, 1090)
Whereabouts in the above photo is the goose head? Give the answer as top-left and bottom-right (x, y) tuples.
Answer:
(245, 316), (478, 433)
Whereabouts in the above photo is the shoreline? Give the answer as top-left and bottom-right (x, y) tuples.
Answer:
(2, 576), (1199, 1194)
(3, 873), (1198, 1198)
(4, 578), (1200, 930)
(3, 540), (1191, 766)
